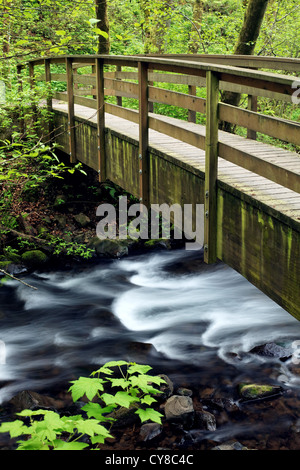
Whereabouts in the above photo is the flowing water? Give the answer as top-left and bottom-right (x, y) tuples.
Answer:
(1, 249), (300, 448)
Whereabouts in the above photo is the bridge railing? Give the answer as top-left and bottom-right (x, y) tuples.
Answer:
(20, 54), (300, 263)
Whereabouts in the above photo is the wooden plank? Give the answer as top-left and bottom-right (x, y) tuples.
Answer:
(148, 116), (205, 150)
(96, 58), (106, 182)
(105, 103), (139, 124)
(148, 86), (206, 114)
(219, 142), (300, 193)
(219, 103), (300, 146)
(66, 57), (76, 163)
(204, 70), (219, 264)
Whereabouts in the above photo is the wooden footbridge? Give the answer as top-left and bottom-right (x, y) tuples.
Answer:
(21, 54), (300, 320)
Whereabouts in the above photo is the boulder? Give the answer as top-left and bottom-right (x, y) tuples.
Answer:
(9, 390), (63, 412)
(195, 410), (216, 431)
(158, 374), (174, 400)
(139, 423), (162, 442)
(21, 250), (48, 268)
(238, 383), (282, 401)
(250, 342), (293, 361)
(211, 440), (249, 450)
(73, 213), (91, 228)
(164, 395), (194, 427)
(87, 237), (129, 258)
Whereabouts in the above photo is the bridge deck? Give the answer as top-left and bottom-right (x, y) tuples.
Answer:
(52, 100), (300, 226)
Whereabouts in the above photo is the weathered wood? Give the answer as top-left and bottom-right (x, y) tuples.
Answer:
(247, 95), (257, 140)
(204, 70), (219, 264)
(188, 85), (197, 122)
(138, 61), (150, 208)
(219, 103), (300, 146)
(65, 57), (76, 163)
(148, 86), (206, 114)
(96, 58), (106, 182)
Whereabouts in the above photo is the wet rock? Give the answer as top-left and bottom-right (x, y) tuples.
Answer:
(164, 395), (194, 427)
(238, 383), (283, 401)
(74, 213), (91, 228)
(158, 374), (174, 400)
(195, 410), (216, 431)
(8, 390), (63, 412)
(177, 387), (193, 397)
(139, 423), (162, 442)
(211, 440), (249, 450)
(250, 342), (293, 361)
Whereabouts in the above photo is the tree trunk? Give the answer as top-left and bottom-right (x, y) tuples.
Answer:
(220, 0), (269, 131)
(141, 0), (172, 54)
(188, 0), (204, 54)
(95, 0), (110, 54)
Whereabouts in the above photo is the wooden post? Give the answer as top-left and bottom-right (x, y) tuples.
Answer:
(247, 94), (257, 140)
(116, 65), (123, 107)
(188, 85), (197, 123)
(66, 57), (76, 163)
(204, 70), (219, 264)
(138, 61), (149, 209)
(96, 58), (106, 182)
(44, 59), (53, 139)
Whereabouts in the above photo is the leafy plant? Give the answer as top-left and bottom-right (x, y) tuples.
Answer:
(0, 361), (166, 450)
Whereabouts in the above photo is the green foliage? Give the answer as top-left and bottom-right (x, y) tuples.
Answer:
(0, 361), (166, 450)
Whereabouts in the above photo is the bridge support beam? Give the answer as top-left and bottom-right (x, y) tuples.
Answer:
(204, 70), (219, 264)
(96, 58), (106, 182)
(138, 62), (150, 209)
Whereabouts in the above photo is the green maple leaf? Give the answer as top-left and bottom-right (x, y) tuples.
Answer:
(108, 377), (131, 389)
(135, 408), (164, 424)
(81, 402), (116, 421)
(16, 437), (50, 450)
(127, 363), (152, 375)
(53, 439), (89, 450)
(129, 375), (163, 394)
(68, 376), (105, 401)
(92, 360), (128, 377)
(75, 418), (113, 438)
(140, 395), (157, 406)
(101, 391), (138, 408)
(0, 420), (28, 438)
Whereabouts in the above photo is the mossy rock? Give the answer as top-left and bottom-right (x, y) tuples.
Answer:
(21, 250), (48, 267)
(238, 383), (282, 401)
(87, 237), (129, 258)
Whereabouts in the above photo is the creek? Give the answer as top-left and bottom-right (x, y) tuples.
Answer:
(1, 249), (300, 447)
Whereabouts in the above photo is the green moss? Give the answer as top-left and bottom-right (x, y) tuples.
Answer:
(238, 383), (278, 400)
(0, 261), (10, 270)
(21, 250), (48, 267)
